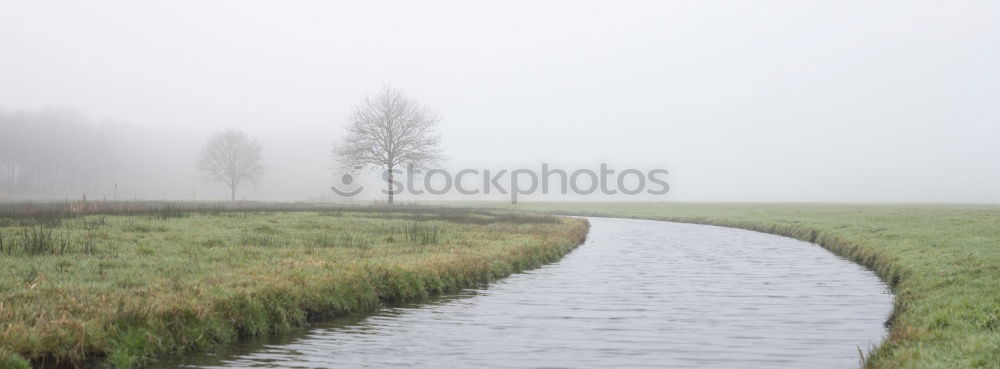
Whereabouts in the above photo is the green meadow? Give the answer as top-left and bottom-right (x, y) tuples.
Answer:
(505, 202), (1000, 369)
(2, 201), (997, 369)
(0, 204), (588, 368)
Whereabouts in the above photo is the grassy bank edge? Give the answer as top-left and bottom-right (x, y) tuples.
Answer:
(0, 216), (590, 369)
(522, 209), (904, 368)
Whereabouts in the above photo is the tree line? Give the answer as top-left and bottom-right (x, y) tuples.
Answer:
(0, 109), (125, 197)
(1, 87), (442, 202)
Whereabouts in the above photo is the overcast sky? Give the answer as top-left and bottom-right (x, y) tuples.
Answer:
(2, 1), (998, 202)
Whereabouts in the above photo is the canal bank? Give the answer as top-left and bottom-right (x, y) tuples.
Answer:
(509, 203), (1000, 369)
(151, 217), (891, 369)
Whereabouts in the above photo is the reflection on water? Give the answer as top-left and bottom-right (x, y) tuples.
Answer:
(153, 217), (893, 369)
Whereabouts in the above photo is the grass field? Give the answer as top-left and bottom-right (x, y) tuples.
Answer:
(499, 202), (1000, 369)
(3, 201), (996, 369)
(0, 203), (589, 369)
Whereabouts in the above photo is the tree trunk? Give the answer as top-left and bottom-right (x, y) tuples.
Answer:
(387, 166), (394, 205)
(230, 185), (236, 202)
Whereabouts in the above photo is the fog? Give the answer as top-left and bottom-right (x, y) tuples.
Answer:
(1, 1), (998, 203)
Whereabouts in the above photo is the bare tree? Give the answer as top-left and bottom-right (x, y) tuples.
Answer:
(198, 129), (265, 201)
(333, 87), (443, 204)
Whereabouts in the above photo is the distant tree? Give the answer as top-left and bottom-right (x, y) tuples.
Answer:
(333, 87), (443, 204)
(198, 129), (265, 201)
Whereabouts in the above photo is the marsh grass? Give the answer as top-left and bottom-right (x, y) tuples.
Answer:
(0, 204), (588, 369)
(509, 202), (1000, 369)
(309, 232), (370, 250)
(405, 221), (440, 245)
(152, 205), (187, 220)
(120, 219), (168, 233)
(0, 226), (68, 256)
